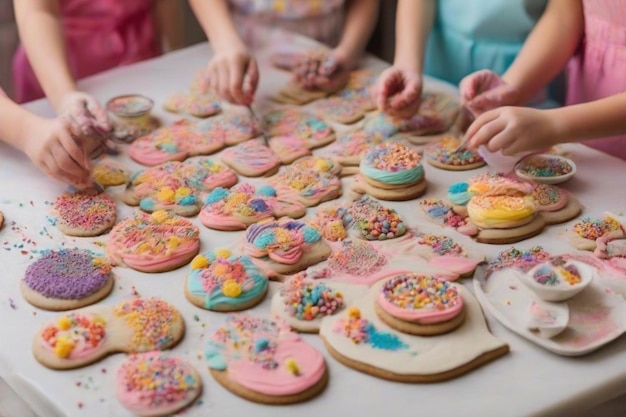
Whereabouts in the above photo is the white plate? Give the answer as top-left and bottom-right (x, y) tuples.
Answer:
(473, 261), (626, 356)
(514, 153), (576, 184)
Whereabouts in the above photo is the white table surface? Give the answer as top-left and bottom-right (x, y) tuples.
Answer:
(2, 40), (626, 417)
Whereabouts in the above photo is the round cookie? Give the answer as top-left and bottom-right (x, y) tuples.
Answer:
(117, 352), (202, 417)
(53, 190), (117, 237)
(92, 158), (130, 187)
(205, 314), (328, 405)
(21, 249), (114, 311)
(532, 183), (582, 225)
(185, 249), (269, 312)
(221, 138), (281, 177)
(243, 218), (332, 280)
(270, 166), (342, 207)
(375, 273), (465, 336)
(360, 142), (424, 189)
(176, 158), (238, 192)
(268, 135), (312, 165)
(424, 135), (485, 171)
(475, 216), (546, 245)
(467, 195), (538, 229)
(350, 174), (428, 201)
(107, 210), (200, 273)
(163, 90), (221, 118)
(33, 298), (184, 370)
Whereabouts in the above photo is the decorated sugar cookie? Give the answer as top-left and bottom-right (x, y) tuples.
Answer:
(272, 81), (329, 105)
(468, 171), (534, 196)
(270, 165), (342, 207)
(21, 249), (114, 311)
(53, 190), (117, 237)
(345, 196), (408, 241)
(319, 130), (384, 169)
(221, 138), (282, 177)
(310, 95), (368, 124)
(176, 158), (238, 192)
(484, 246), (552, 277)
(290, 155), (342, 176)
(107, 210), (200, 273)
(185, 249), (269, 311)
(33, 298), (184, 370)
(409, 232), (483, 278)
(264, 108), (335, 148)
(205, 314), (328, 404)
(271, 274), (370, 333)
(375, 273), (466, 336)
(531, 184), (581, 225)
(569, 215), (624, 252)
(92, 158), (130, 187)
(243, 218), (332, 280)
(163, 90), (221, 118)
(307, 205), (349, 242)
(117, 352), (202, 417)
(268, 135), (312, 164)
(195, 111), (260, 146)
(424, 135), (485, 171)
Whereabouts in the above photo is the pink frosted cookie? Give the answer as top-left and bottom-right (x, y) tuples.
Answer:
(264, 108), (336, 149)
(195, 111), (260, 146)
(221, 138), (282, 177)
(185, 248), (269, 311)
(199, 183), (306, 231)
(531, 183), (581, 225)
(290, 155), (342, 176)
(310, 95), (368, 124)
(243, 218), (332, 280)
(424, 135), (485, 171)
(107, 210), (200, 272)
(375, 273), (465, 336)
(117, 352), (202, 417)
(21, 248), (114, 311)
(468, 172), (534, 196)
(129, 121), (225, 166)
(53, 190), (117, 237)
(270, 166), (342, 207)
(268, 135), (312, 164)
(163, 90), (221, 118)
(320, 130), (384, 169)
(176, 158), (238, 192)
(123, 162), (201, 217)
(33, 298), (184, 370)
(205, 314), (328, 404)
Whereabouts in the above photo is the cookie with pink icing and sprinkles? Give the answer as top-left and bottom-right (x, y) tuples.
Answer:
(375, 273), (465, 336)
(163, 90), (222, 118)
(221, 138), (282, 177)
(53, 190), (117, 237)
(185, 249), (269, 312)
(21, 248), (114, 311)
(243, 218), (332, 280)
(205, 313), (328, 404)
(107, 210), (200, 273)
(270, 165), (342, 207)
(199, 183), (306, 231)
(424, 135), (485, 171)
(33, 297), (184, 370)
(263, 108), (336, 148)
(116, 352), (202, 417)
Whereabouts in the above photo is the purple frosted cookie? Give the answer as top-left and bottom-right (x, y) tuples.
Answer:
(21, 249), (115, 311)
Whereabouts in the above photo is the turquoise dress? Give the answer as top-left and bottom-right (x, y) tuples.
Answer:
(425, 0), (547, 85)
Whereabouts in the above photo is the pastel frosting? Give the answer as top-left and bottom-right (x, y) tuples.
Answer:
(415, 233), (464, 257)
(345, 196), (407, 240)
(360, 142), (423, 185)
(199, 183), (276, 230)
(447, 182), (474, 206)
(130, 163), (198, 213)
(117, 352), (201, 416)
(271, 167), (341, 206)
(244, 219), (322, 265)
(378, 273), (463, 324)
(221, 138), (281, 176)
(307, 206), (348, 241)
(107, 210), (200, 272)
(264, 108), (333, 143)
(187, 249), (268, 309)
(332, 307), (408, 350)
(23, 249), (112, 300)
(468, 172), (534, 196)
(486, 246), (552, 276)
(531, 184), (568, 212)
(40, 313), (107, 359)
(205, 314), (326, 396)
(323, 130), (383, 162)
(425, 135), (483, 166)
(196, 112), (259, 144)
(54, 191), (116, 232)
(280, 275), (344, 320)
(467, 195), (537, 228)
(174, 158), (237, 192)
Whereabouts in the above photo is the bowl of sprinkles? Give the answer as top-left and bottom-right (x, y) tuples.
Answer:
(518, 257), (595, 302)
(107, 94), (154, 118)
(515, 153), (576, 185)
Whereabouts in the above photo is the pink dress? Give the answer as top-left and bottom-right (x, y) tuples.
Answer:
(13, 0), (160, 103)
(566, 0), (626, 159)
(228, 0), (346, 47)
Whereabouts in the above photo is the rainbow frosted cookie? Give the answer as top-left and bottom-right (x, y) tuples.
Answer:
(53, 190), (117, 237)
(424, 135), (485, 171)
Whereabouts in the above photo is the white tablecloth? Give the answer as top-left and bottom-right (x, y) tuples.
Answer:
(2, 41), (626, 417)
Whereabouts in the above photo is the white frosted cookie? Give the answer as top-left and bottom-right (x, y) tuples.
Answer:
(21, 249), (114, 311)
(53, 190), (117, 237)
(205, 313), (328, 404)
(107, 210), (200, 273)
(33, 298), (184, 370)
(243, 218), (332, 280)
(185, 249), (269, 312)
(117, 352), (202, 417)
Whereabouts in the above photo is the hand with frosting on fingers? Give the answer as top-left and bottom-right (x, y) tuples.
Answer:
(58, 91), (111, 136)
(21, 116), (93, 188)
(371, 66), (423, 119)
(465, 106), (560, 155)
(459, 70), (521, 117)
(206, 46), (259, 106)
(294, 50), (352, 93)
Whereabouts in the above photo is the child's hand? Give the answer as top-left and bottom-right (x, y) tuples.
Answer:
(459, 70), (520, 117)
(207, 48), (259, 105)
(465, 107), (558, 155)
(371, 66), (423, 119)
(21, 116), (92, 187)
(58, 92), (110, 135)
(294, 50), (351, 93)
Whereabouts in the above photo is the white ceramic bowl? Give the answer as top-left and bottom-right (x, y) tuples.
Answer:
(518, 259), (595, 302)
(514, 153), (576, 184)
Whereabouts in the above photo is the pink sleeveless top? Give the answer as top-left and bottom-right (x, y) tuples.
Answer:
(566, 0), (626, 159)
(13, 0), (160, 103)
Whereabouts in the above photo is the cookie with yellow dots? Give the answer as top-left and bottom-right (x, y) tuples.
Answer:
(185, 249), (269, 312)
(33, 298), (184, 370)
(205, 313), (328, 404)
(92, 158), (130, 187)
